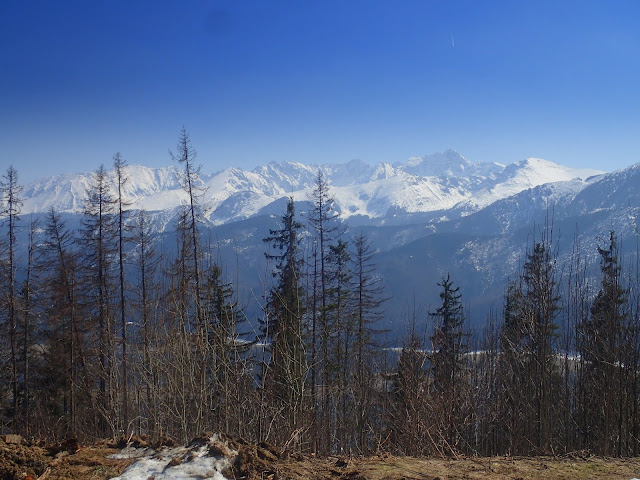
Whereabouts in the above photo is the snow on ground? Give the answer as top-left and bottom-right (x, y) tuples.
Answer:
(109, 435), (234, 480)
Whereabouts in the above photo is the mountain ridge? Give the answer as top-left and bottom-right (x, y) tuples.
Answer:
(5, 153), (640, 332)
(18, 151), (603, 229)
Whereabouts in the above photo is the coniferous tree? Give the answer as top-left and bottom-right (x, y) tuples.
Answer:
(17, 217), (38, 436)
(112, 152), (132, 432)
(37, 208), (83, 437)
(523, 238), (560, 453)
(170, 128), (204, 329)
(428, 274), (470, 454)
(81, 164), (117, 436)
(262, 197), (307, 448)
(326, 238), (354, 450)
(164, 204), (204, 442)
(204, 260), (253, 437)
(1, 166), (22, 430)
(430, 274), (466, 393)
(351, 232), (387, 453)
(307, 170), (341, 453)
(578, 231), (629, 455)
(162, 131), (211, 441)
(130, 209), (161, 439)
(498, 226), (560, 454)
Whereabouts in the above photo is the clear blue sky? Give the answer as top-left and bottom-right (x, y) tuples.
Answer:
(2, 0), (639, 183)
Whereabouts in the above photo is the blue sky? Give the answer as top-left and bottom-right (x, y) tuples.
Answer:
(2, 0), (639, 183)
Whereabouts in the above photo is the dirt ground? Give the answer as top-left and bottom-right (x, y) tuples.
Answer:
(2, 434), (640, 480)
(281, 455), (640, 480)
(0, 436), (134, 480)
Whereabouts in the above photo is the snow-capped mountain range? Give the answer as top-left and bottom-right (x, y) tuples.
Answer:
(9, 150), (640, 332)
(21, 149), (602, 227)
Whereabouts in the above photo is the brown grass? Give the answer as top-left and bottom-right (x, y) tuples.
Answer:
(274, 454), (640, 480)
(2, 437), (640, 480)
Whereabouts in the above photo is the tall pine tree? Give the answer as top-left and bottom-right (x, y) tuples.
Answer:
(262, 197), (307, 447)
(578, 231), (629, 455)
(429, 274), (470, 454)
(1, 166), (22, 431)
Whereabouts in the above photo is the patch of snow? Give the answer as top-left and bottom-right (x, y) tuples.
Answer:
(109, 435), (234, 480)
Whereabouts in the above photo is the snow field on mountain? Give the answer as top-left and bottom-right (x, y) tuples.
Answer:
(18, 150), (604, 227)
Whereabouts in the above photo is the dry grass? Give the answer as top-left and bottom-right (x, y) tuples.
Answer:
(275, 454), (640, 480)
(39, 447), (133, 480)
(2, 437), (640, 480)
(0, 440), (132, 480)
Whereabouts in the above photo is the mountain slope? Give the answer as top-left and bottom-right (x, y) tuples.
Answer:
(376, 161), (640, 327)
(11, 153), (639, 335)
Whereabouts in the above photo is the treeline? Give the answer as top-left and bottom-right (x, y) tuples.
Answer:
(397, 226), (640, 457)
(1, 130), (640, 457)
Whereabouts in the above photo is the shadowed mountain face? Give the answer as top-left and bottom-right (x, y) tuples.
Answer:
(8, 153), (640, 337)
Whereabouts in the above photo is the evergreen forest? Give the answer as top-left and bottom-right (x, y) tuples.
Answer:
(2, 131), (640, 458)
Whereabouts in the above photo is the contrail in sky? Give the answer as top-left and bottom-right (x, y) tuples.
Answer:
(451, 32), (455, 47)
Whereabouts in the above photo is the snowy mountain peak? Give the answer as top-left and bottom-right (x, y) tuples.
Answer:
(503, 157), (601, 184)
(398, 149), (507, 180)
(15, 153), (605, 226)
(401, 149), (472, 177)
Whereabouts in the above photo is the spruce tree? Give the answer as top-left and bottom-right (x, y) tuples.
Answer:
(430, 274), (466, 393)
(429, 274), (469, 454)
(578, 231), (629, 455)
(499, 226), (560, 454)
(522, 239), (560, 453)
(262, 197), (307, 447)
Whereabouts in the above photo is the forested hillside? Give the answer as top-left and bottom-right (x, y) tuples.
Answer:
(2, 131), (640, 458)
